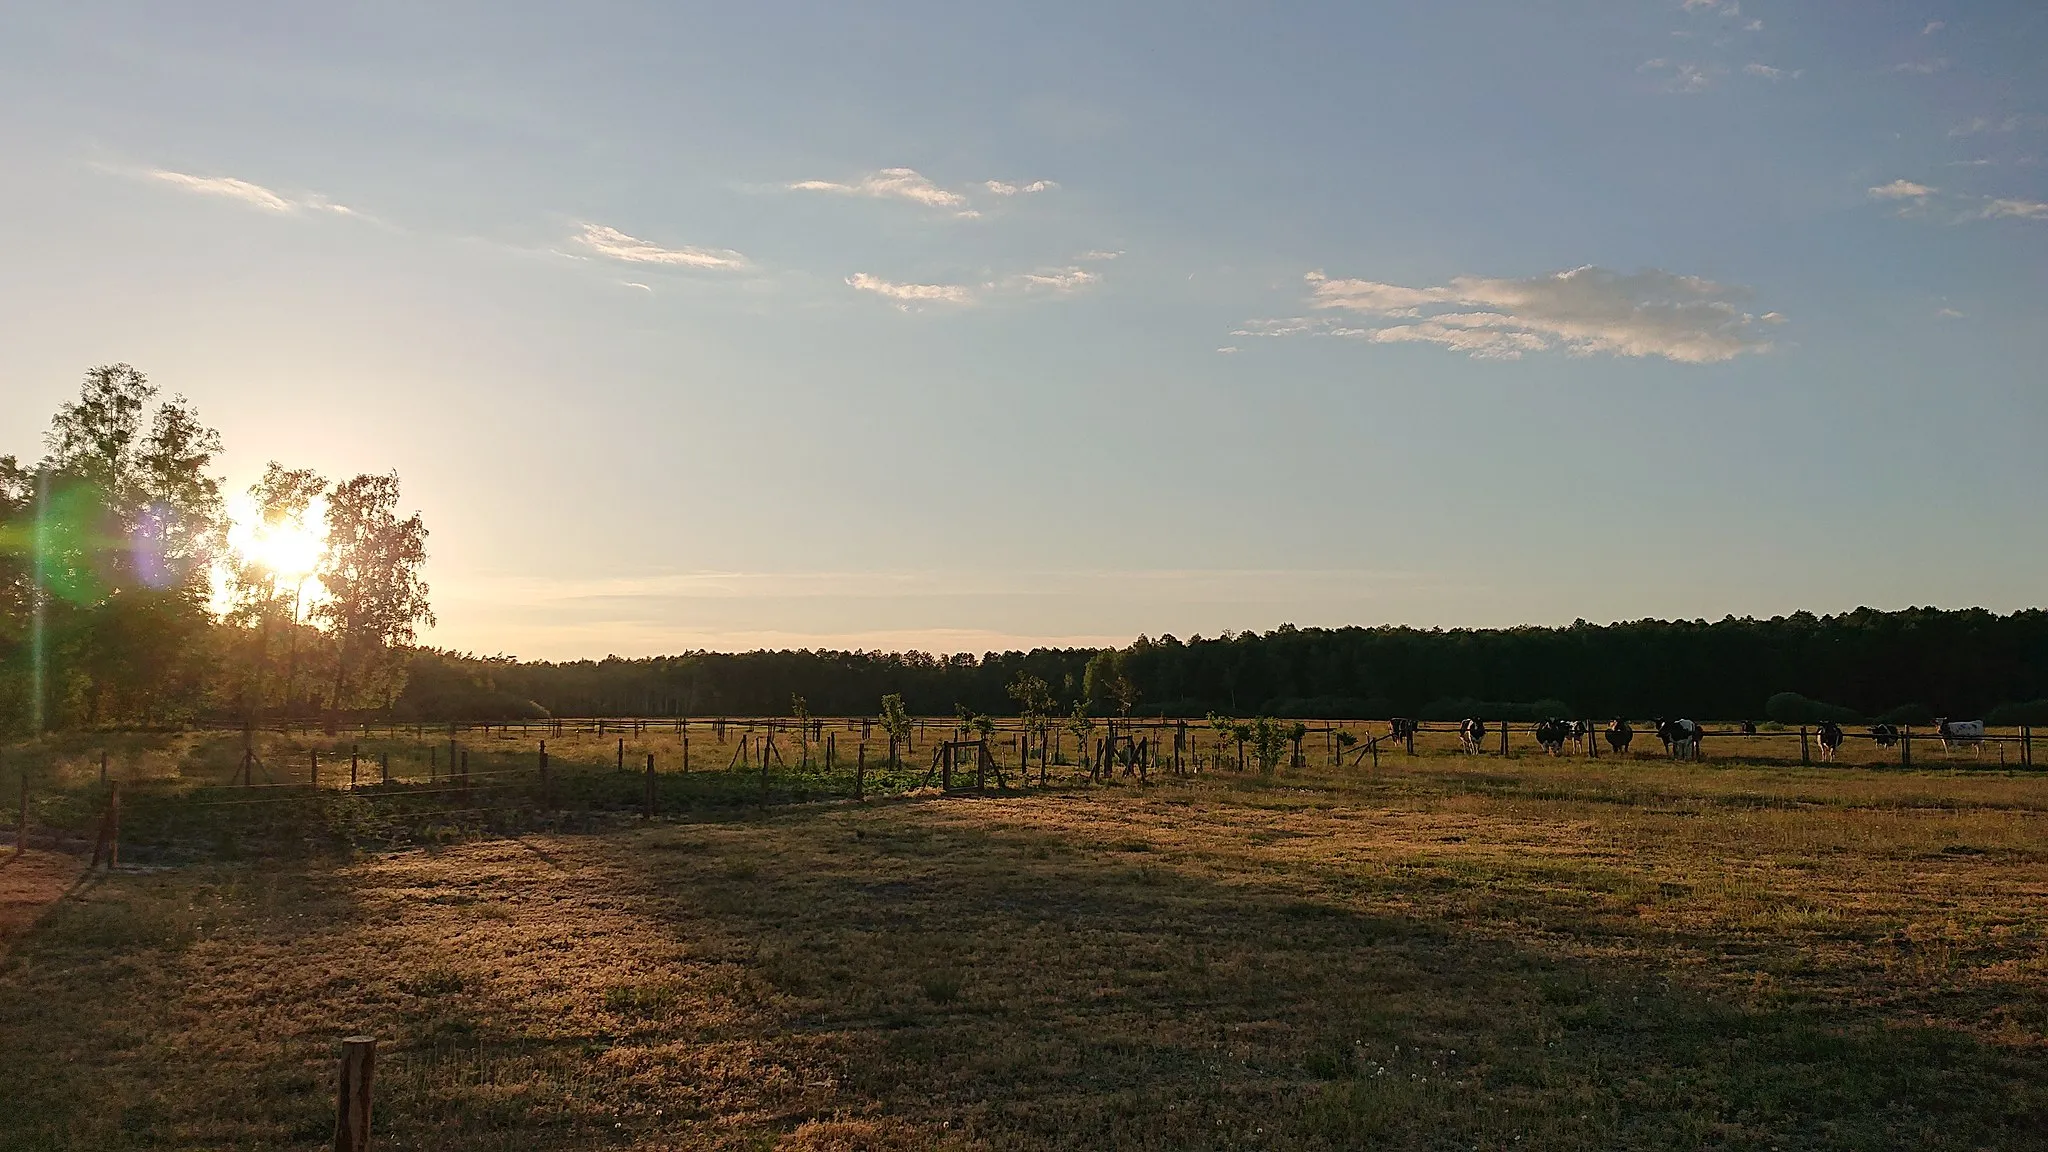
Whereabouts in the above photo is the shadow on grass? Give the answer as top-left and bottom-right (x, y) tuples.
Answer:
(0, 784), (2042, 1151)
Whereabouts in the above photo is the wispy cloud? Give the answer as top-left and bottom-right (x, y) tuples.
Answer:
(1237, 266), (1779, 363)
(983, 179), (1059, 196)
(1936, 306), (1965, 319)
(1020, 266), (1099, 293)
(790, 167), (974, 213)
(845, 272), (975, 305)
(1982, 198), (2048, 220)
(1923, 20), (1945, 34)
(1079, 249), (1125, 262)
(574, 224), (748, 270)
(1950, 115), (2022, 137)
(1894, 58), (1949, 75)
(1639, 58), (1722, 92)
(145, 168), (355, 216)
(1869, 179), (1936, 200)
(1744, 63), (1800, 80)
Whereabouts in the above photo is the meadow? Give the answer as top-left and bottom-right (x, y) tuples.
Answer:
(0, 720), (2044, 1150)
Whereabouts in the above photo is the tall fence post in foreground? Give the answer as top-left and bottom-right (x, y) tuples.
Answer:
(351, 745), (359, 789)
(380, 752), (390, 785)
(645, 752), (656, 820)
(1800, 726), (1810, 766)
(616, 738), (624, 772)
(1500, 722), (1509, 757)
(311, 748), (319, 788)
(335, 1036), (376, 1152)
(1902, 725), (1912, 767)
(855, 743), (865, 801)
(539, 740), (550, 803)
(100, 750), (107, 784)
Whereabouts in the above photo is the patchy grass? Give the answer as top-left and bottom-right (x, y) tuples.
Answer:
(0, 754), (2044, 1150)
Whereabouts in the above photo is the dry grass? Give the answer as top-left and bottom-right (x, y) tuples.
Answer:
(0, 748), (2044, 1150)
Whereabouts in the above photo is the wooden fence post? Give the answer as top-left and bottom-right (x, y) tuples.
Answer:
(1902, 725), (1912, 767)
(335, 1036), (377, 1152)
(350, 745), (359, 789)
(645, 753), (656, 819)
(1800, 726), (1810, 766)
(380, 752), (390, 785)
(100, 750), (107, 784)
(539, 741), (550, 803)
(616, 738), (624, 772)
(682, 732), (690, 773)
(311, 748), (319, 787)
(1499, 722), (1509, 756)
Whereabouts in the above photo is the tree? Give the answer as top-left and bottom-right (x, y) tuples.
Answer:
(313, 473), (432, 731)
(791, 693), (812, 766)
(29, 365), (225, 726)
(221, 463), (327, 721)
(1007, 672), (1055, 751)
(879, 692), (913, 765)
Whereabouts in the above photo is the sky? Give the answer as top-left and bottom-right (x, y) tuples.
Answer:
(2, 1), (2044, 659)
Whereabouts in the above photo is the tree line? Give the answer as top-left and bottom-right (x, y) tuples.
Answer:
(401, 608), (2048, 725)
(0, 365), (432, 735)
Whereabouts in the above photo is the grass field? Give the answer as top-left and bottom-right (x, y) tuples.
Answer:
(1, 726), (2044, 1150)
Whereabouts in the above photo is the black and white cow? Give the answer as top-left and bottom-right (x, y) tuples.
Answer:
(1535, 718), (1570, 755)
(1568, 719), (1591, 754)
(1657, 718), (1703, 761)
(1389, 718), (1419, 742)
(1459, 718), (1486, 754)
(1815, 720), (1845, 762)
(1606, 719), (1634, 755)
(1935, 718), (1986, 754)
(1868, 723), (1899, 749)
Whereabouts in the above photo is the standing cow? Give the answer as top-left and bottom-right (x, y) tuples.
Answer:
(1568, 719), (1590, 754)
(1868, 723), (1899, 748)
(1935, 718), (1986, 754)
(1459, 718), (1486, 754)
(1535, 719), (1569, 755)
(1657, 718), (1702, 761)
(1815, 720), (1845, 762)
(1606, 719), (1634, 755)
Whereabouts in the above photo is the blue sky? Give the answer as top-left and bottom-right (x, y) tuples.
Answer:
(2, 1), (2043, 658)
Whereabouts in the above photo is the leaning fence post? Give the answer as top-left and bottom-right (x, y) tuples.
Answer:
(856, 743), (866, 801)
(335, 1035), (377, 1152)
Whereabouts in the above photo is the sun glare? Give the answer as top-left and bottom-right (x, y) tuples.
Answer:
(215, 492), (329, 616)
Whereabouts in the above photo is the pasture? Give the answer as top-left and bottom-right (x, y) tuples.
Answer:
(1, 721), (2044, 1150)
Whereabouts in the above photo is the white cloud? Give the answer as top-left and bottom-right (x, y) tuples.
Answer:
(1744, 18), (1763, 31)
(622, 281), (653, 293)
(1021, 266), (1099, 293)
(1923, 20), (1945, 34)
(1869, 179), (1935, 200)
(146, 169), (325, 214)
(1895, 58), (1949, 74)
(1240, 266), (1778, 363)
(1216, 346), (1240, 354)
(1744, 63), (1798, 80)
(845, 272), (975, 305)
(983, 179), (1059, 196)
(1079, 249), (1124, 262)
(1936, 307), (1964, 319)
(574, 224), (748, 270)
(790, 167), (973, 211)
(1983, 198), (2048, 220)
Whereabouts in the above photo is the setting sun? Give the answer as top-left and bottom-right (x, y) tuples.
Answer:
(225, 491), (326, 585)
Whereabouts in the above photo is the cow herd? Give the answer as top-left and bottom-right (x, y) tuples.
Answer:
(1415, 716), (1994, 761)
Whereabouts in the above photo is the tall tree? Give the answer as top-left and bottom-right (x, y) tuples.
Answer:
(313, 473), (432, 731)
(222, 463), (327, 720)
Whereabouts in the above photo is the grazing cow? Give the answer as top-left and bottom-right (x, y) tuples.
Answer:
(1535, 718), (1570, 755)
(1389, 718), (1419, 741)
(1868, 723), (1899, 749)
(1740, 719), (1758, 736)
(1815, 720), (1845, 762)
(1606, 719), (1634, 755)
(1657, 718), (1702, 761)
(1568, 719), (1591, 754)
(1459, 718), (1486, 754)
(1935, 718), (1986, 754)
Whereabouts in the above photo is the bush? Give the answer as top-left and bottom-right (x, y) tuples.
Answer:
(1988, 700), (2048, 726)
(1764, 692), (1862, 725)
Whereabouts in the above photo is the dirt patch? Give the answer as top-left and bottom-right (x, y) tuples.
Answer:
(0, 851), (83, 954)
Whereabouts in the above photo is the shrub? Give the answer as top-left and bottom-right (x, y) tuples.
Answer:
(1765, 692), (1862, 725)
